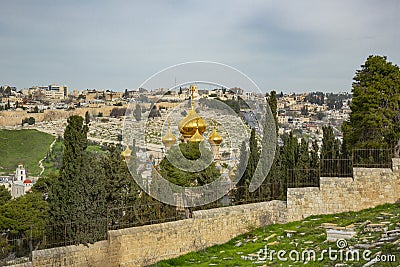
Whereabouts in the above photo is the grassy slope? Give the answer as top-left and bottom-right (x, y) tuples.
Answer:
(0, 129), (54, 176)
(157, 203), (400, 266)
(41, 139), (107, 176)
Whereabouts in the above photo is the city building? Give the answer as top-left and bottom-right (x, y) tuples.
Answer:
(28, 84), (68, 100)
(0, 163), (34, 198)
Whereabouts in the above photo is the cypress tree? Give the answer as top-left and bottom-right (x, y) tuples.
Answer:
(234, 129), (259, 204)
(267, 90), (278, 133)
(48, 115), (106, 245)
(310, 140), (319, 169)
(321, 126), (341, 159)
(133, 104), (142, 121)
(85, 111), (90, 125)
(342, 55), (400, 150)
(103, 146), (140, 208)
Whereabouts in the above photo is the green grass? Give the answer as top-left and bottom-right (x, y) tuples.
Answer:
(0, 129), (54, 176)
(155, 203), (400, 266)
(41, 139), (63, 176)
(41, 139), (107, 176)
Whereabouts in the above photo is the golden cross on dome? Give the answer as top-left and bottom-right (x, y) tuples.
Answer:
(190, 85), (196, 110)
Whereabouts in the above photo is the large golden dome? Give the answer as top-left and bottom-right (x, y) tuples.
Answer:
(178, 85), (206, 141)
(178, 109), (206, 139)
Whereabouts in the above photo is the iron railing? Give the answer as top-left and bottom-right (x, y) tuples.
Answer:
(287, 168), (320, 188)
(320, 158), (353, 177)
(352, 148), (393, 168)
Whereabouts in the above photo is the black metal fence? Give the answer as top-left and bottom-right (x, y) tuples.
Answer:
(107, 202), (182, 231)
(1, 231), (31, 266)
(352, 148), (393, 168)
(287, 168), (320, 188)
(320, 159), (353, 177)
(41, 218), (107, 249)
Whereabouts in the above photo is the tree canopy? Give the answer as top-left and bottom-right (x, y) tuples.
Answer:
(159, 142), (220, 187)
(342, 55), (400, 150)
(0, 186), (11, 206)
(48, 115), (106, 245)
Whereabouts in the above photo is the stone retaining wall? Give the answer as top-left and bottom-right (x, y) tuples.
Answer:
(13, 159), (400, 266)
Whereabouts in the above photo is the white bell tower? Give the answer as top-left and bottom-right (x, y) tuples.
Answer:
(15, 162), (26, 181)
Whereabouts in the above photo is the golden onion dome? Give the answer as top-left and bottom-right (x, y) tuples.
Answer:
(178, 85), (206, 140)
(178, 109), (207, 138)
(208, 121), (223, 145)
(189, 127), (205, 142)
(121, 145), (132, 160)
(162, 120), (176, 148)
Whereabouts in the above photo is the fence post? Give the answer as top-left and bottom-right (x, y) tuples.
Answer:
(29, 224), (33, 261)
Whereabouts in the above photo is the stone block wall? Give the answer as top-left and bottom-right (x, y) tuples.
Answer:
(0, 106), (116, 126)
(27, 201), (285, 267)
(11, 158), (400, 266)
(31, 240), (109, 267)
(107, 200), (286, 266)
(286, 158), (400, 221)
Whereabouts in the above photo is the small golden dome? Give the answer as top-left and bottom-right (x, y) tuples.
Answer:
(208, 120), (223, 145)
(189, 127), (205, 142)
(162, 120), (176, 148)
(121, 145), (131, 160)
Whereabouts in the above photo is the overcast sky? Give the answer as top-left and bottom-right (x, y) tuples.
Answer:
(0, 1), (399, 93)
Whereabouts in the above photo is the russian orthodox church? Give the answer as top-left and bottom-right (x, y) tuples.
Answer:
(161, 85), (223, 161)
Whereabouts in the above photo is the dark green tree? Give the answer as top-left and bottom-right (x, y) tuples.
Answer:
(133, 104), (142, 121)
(310, 140), (319, 169)
(217, 98), (240, 114)
(234, 141), (249, 203)
(320, 126), (343, 176)
(297, 139), (310, 169)
(267, 90), (278, 133)
(85, 111), (90, 124)
(342, 55), (400, 150)
(0, 192), (48, 239)
(102, 146), (140, 208)
(264, 147), (284, 200)
(281, 132), (300, 190)
(0, 186), (11, 206)
(148, 106), (161, 118)
(321, 126), (341, 159)
(159, 142), (219, 187)
(234, 129), (259, 204)
(48, 115), (106, 245)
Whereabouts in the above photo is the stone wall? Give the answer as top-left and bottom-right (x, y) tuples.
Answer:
(14, 159), (400, 266)
(286, 158), (400, 221)
(0, 106), (116, 126)
(107, 200), (286, 266)
(28, 201), (286, 267)
(32, 241), (109, 267)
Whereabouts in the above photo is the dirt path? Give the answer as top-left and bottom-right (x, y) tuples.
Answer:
(38, 137), (57, 177)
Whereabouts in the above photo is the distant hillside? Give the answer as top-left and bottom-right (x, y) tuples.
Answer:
(0, 129), (54, 176)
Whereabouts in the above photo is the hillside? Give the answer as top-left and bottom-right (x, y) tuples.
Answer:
(0, 129), (54, 176)
(157, 203), (400, 266)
